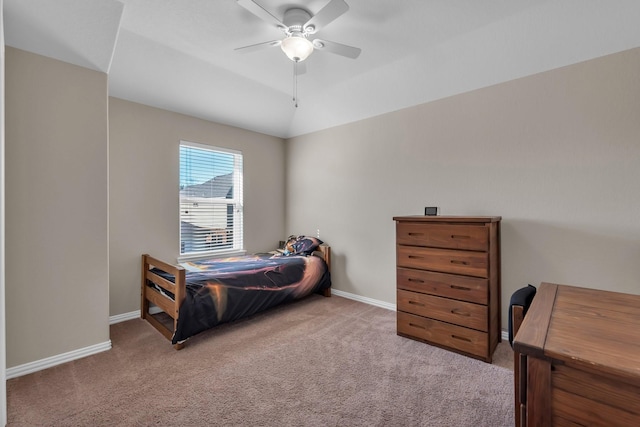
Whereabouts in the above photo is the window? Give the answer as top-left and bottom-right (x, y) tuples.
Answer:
(179, 141), (243, 257)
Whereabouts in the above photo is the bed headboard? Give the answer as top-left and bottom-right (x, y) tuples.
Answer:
(315, 244), (331, 272)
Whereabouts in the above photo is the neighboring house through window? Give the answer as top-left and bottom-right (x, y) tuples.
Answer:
(179, 141), (243, 257)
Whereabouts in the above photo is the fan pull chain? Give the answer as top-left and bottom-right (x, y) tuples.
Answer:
(293, 61), (299, 108)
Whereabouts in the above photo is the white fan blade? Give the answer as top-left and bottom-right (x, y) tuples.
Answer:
(236, 0), (285, 29)
(303, 0), (349, 33)
(312, 39), (361, 59)
(234, 40), (281, 53)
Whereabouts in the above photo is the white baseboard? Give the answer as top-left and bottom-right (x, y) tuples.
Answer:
(127, 290), (509, 342)
(331, 289), (510, 343)
(9, 295), (510, 380)
(109, 306), (163, 325)
(109, 310), (140, 324)
(331, 289), (396, 311)
(6, 340), (112, 379)
(7, 306), (166, 378)
(6, 308), (163, 378)
(113, 293), (393, 326)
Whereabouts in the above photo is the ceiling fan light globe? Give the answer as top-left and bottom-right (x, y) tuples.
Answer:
(281, 35), (314, 62)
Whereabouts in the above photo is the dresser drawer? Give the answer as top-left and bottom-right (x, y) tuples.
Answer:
(397, 268), (488, 304)
(397, 245), (488, 278)
(397, 289), (488, 331)
(396, 222), (488, 251)
(397, 311), (488, 358)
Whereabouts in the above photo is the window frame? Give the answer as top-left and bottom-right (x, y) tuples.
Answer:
(178, 140), (244, 261)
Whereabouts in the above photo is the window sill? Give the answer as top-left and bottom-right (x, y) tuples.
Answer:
(177, 249), (247, 263)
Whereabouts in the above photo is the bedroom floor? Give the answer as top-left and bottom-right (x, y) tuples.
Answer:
(7, 295), (515, 426)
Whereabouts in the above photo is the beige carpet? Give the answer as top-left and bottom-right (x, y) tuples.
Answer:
(7, 295), (514, 426)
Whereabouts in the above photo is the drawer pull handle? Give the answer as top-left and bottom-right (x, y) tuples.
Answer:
(451, 334), (472, 343)
(408, 232), (424, 236)
(408, 301), (425, 307)
(451, 234), (470, 239)
(450, 260), (469, 265)
(408, 278), (425, 283)
(408, 255), (423, 259)
(409, 323), (426, 330)
(450, 285), (471, 291)
(451, 309), (471, 317)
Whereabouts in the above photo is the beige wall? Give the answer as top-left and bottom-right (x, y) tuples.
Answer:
(108, 98), (285, 316)
(286, 48), (640, 330)
(5, 47), (110, 367)
(6, 41), (639, 365)
(1, 2), (7, 421)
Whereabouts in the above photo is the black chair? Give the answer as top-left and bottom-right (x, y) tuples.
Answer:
(509, 284), (536, 427)
(509, 284), (537, 347)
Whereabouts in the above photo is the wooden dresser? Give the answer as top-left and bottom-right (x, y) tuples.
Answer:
(513, 282), (640, 427)
(393, 216), (501, 362)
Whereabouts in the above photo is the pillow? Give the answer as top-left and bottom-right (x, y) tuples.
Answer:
(283, 235), (323, 256)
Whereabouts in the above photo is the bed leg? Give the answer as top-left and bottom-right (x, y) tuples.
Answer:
(322, 288), (331, 297)
(174, 342), (185, 350)
(141, 254), (150, 319)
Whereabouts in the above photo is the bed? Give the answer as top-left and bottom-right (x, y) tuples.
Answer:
(141, 239), (331, 349)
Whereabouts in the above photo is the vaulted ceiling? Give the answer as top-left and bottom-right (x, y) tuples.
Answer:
(5, 0), (640, 138)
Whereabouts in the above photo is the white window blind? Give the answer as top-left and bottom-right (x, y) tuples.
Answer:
(179, 141), (243, 256)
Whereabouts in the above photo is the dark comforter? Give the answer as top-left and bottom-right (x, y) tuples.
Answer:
(153, 253), (331, 344)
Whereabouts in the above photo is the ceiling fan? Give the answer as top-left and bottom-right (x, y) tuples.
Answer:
(235, 0), (361, 63)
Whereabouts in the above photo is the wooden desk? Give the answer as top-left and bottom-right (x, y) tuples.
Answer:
(513, 282), (640, 427)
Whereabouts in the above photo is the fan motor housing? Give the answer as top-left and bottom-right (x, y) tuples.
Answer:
(283, 8), (311, 32)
